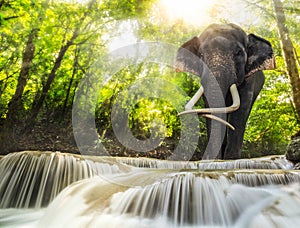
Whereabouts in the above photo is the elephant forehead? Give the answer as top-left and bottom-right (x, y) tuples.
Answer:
(202, 36), (231, 47)
(201, 38), (236, 58)
(203, 55), (236, 78)
(205, 52), (232, 64)
(199, 24), (247, 47)
(203, 48), (234, 67)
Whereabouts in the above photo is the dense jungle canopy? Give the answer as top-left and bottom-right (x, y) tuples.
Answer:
(0, 0), (299, 158)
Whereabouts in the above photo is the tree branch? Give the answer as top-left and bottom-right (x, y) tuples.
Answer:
(242, 0), (276, 19)
(4, 15), (19, 21)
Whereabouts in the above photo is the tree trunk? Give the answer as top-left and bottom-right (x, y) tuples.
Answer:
(29, 40), (75, 124)
(5, 28), (38, 123)
(62, 47), (79, 117)
(272, 0), (300, 120)
(0, 31), (37, 151)
(27, 0), (97, 127)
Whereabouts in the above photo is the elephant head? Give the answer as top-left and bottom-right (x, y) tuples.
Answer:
(175, 23), (275, 128)
(175, 23), (276, 159)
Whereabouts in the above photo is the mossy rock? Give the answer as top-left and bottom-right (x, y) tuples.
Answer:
(286, 136), (300, 164)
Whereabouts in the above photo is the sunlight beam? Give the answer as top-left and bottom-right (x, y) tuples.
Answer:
(160, 0), (217, 26)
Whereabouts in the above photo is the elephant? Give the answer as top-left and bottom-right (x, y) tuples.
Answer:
(175, 23), (275, 159)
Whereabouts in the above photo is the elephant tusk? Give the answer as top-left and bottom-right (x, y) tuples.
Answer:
(201, 114), (235, 131)
(228, 83), (240, 112)
(184, 86), (204, 110)
(178, 84), (240, 115)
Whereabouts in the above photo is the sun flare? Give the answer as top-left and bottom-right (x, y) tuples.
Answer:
(160, 0), (217, 26)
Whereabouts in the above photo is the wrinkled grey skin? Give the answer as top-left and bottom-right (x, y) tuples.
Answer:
(176, 23), (275, 159)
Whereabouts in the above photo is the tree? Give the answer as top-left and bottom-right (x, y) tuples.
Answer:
(0, 0), (156, 153)
(28, 1), (95, 126)
(272, 0), (300, 120)
(239, 0), (299, 156)
(26, 0), (156, 127)
(0, 0), (298, 156)
(5, 0), (49, 125)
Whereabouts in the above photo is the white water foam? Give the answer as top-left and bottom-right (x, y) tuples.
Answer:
(1, 151), (299, 227)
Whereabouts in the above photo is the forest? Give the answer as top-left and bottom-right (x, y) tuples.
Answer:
(0, 0), (299, 159)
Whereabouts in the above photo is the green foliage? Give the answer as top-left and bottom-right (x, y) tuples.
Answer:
(239, 0), (300, 156)
(0, 0), (154, 118)
(96, 63), (184, 137)
(0, 0), (299, 157)
(244, 71), (299, 156)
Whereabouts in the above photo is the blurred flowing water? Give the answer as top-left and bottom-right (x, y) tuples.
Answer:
(0, 151), (300, 227)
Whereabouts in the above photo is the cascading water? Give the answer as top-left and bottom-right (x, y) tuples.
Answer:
(105, 173), (300, 227)
(114, 155), (293, 170)
(0, 151), (300, 227)
(0, 151), (129, 208)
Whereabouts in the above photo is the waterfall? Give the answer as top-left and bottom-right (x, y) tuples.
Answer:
(114, 155), (293, 170)
(1, 151), (300, 227)
(0, 151), (131, 208)
(108, 174), (234, 226)
(36, 170), (300, 227)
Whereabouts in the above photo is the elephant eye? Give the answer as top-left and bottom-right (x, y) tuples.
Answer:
(235, 49), (243, 56)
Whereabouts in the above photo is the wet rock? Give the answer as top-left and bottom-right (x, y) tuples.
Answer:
(286, 136), (300, 164)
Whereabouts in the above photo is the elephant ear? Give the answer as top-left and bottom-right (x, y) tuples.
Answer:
(180, 36), (201, 54)
(175, 36), (203, 76)
(245, 34), (276, 77)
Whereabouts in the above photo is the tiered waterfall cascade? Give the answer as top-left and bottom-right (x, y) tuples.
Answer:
(0, 151), (300, 227)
